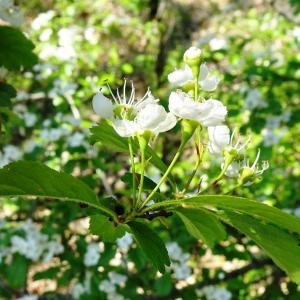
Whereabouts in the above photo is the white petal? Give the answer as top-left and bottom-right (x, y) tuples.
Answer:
(111, 119), (138, 137)
(208, 125), (230, 154)
(136, 104), (166, 130)
(199, 63), (209, 81)
(168, 65), (193, 86)
(92, 92), (113, 118)
(197, 99), (227, 127)
(152, 113), (177, 134)
(224, 161), (241, 177)
(200, 76), (220, 92)
(168, 91), (202, 120)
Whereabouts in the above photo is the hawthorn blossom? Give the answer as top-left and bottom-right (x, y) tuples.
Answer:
(224, 150), (269, 185)
(208, 125), (230, 154)
(168, 91), (227, 126)
(208, 127), (250, 155)
(92, 81), (176, 137)
(168, 63), (219, 92)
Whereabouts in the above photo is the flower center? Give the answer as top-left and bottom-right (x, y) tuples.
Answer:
(113, 104), (136, 121)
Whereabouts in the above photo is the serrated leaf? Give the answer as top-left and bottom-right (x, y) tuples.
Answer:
(128, 221), (170, 273)
(0, 82), (16, 107)
(180, 195), (300, 235)
(0, 26), (38, 70)
(175, 207), (226, 248)
(121, 172), (157, 191)
(220, 210), (300, 284)
(89, 122), (168, 173)
(89, 214), (126, 242)
(0, 161), (115, 217)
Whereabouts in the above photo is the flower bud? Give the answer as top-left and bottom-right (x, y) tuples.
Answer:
(223, 147), (238, 166)
(184, 47), (202, 66)
(181, 119), (199, 145)
(239, 166), (255, 185)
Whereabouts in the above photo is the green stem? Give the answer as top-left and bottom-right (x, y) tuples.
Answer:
(137, 141), (145, 207)
(142, 199), (183, 214)
(183, 152), (202, 193)
(139, 142), (186, 210)
(194, 79), (198, 101)
(128, 137), (137, 208)
(200, 159), (232, 194)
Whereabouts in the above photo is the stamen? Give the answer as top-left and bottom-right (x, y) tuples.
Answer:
(129, 81), (135, 105)
(116, 88), (122, 103)
(238, 135), (251, 151)
(123, 80), (127, 104)
(230, 128), (236, 144)
(251, 149), (260, 169)
(106, 83), (119, 104)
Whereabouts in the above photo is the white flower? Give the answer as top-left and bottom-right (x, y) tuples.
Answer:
(167, 65), (193, 86)
(84, 243), (101, 267)
(208, 125), (230, 154)
(117, 232), (133, 251)
(167, 242), (183, 261)
(168, 92), (227, 126)
(199, 64), (220, 92)
(99, 279), (116, 293)
(0, 0), (23, 27)
(198, 99), (227, 126)
(135, 103), (176, 134)
(174, 262), (192, 280)
(67, 132), (85, 147)
(209, 128), (250, 155)
(197, 285), (232, 300)
(224, 161), (241, 177)
(184, 46), (202, 62)
(225, 150), (269, 185)
(168, 63), (219, 92)
(244, 89), (266, 110)
(209, 37), (228, 51)
(71, 283), (85, 299)
(169, 91), (203, 120)
(92, 81), (176, 137)
(108, 272), (127, 286)
(31, 10), (55, 30)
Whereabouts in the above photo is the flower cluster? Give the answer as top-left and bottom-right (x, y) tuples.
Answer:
(196, 285), (232, 300)
(0, 219), (64, 263)
(92, 46), (269, 189)
(167, 242), (192, 280)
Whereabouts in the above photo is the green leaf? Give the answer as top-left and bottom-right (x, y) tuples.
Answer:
(180, 195), (300, 235)
(89, 122), (168, 173)
(128, 221), (170, 273)
(154, 272), (172, 296)
(0, 82), (16, 107)
(6, 254), (28, 288)
(0, 26), (38, 70)
(89, 214), (126, 242)
(220, 210), (300, 284)
(121, 172), (157, 191)
(33, 267), (60, 281)
(0, 161), (115, 217)
(175, 207), (226, 248)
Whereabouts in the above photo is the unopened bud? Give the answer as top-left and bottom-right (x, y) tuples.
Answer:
(239, 166), (254, 185)
(184, 47), (202, 66)
(181, 119), (199, 146)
